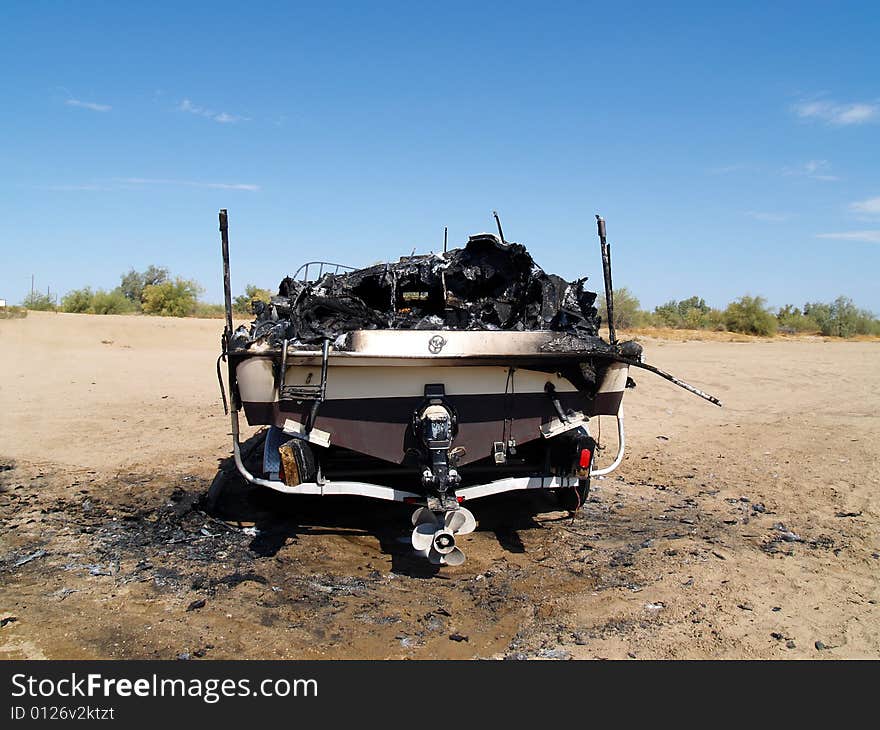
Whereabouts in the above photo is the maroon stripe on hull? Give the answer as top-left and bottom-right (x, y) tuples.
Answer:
(243, 402), (275, 424)
(593, 391), (624, 416)
(242, 391), (615, 465)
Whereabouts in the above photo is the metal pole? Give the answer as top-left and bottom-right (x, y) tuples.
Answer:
(618, 356), (723, 407)
(493, 210), (506, 244)
(596, 214), (617, 347)
(219, 209), (233, 337)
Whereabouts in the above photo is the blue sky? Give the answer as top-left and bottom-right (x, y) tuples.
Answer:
(2, 1), (879, 311)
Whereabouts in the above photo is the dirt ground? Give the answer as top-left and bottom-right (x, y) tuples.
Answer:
(1, 311), (877, 659)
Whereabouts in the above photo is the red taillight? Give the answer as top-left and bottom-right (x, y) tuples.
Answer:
(456, 496), (464, 503)
(579, 448), (592, 469)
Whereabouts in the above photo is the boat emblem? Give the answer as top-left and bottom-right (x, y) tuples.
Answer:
(428, 335), (447, 354)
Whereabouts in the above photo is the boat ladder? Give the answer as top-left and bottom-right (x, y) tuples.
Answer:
(279, 337), (331, 431)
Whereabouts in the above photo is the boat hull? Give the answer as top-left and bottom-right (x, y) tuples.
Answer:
(235, 351), (628, 466)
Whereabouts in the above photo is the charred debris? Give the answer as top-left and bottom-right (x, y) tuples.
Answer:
(225, 214), (721, 407)
(231, 233), (611, 352)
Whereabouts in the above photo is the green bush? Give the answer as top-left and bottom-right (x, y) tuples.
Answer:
(805, 296), (880, 337)
(776, 304), (819, 333)
(90, 288), (135, 315)
(827, 297), (858, 338)
(61, 287), (94, 313)
(22, 291), (56, 311)
(682, 307), (708, 329)
(653, 296), (711, 328)
(679, 296), (709, 314)
(703, 308), (727, 331)
(193, 302), (226, 318)
(653, 300), (683, 327)
(233, 284), (273, 315)
(61, 286), (134, 314)
(119, 265), (169, 309)
(854, 310), (880, 336)
(723, 295), (777, 336)
(598, 287), (648, 329)
(142, 277), (202, 317)
(636, 310), (660, 327)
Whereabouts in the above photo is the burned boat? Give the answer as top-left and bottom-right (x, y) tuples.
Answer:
(216, 211), (720, 565)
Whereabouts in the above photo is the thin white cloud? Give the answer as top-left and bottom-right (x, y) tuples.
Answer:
(122, 177), (260, 191)
(179, 98), (206, 115)
(793, 98), (878, 126)
(213, 112), (240, 124)
(37, 178), (260, 192)
(709, 163), (753, 175)
(782, 160), (840, 182)
(40, 184), (112, 191)
(178, 98), (248, 124)
(65, 98), (111, 112)
(714, 160), (841, 181)
(850, 196), (880, 216)
(745, 211), (791, 223)
(815, 231), (880, 243)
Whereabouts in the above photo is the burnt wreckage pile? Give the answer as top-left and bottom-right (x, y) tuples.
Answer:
(232, 234), (605, 348)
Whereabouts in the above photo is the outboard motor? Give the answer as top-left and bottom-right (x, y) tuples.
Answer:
(413, 384), (461, 495)
(410, 384), (475, 565)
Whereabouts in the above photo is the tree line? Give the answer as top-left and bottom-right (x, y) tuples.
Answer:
(20, 266), (272, 318)
(16, 265), (880, 338)
(600, 289), (880, 337)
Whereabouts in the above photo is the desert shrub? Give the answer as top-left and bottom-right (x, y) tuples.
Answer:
(653, 300), (683, 327)
(61, 286), (134, 314)
(193, 302), (226, 318)
(0, 306), (27, 319)
(703, 308), (727, 331)
(120, 265), (169, 308)
(90, 288), (135, 315)
(142, 277), (202, 317)
(723, 295), (777, 336)
(678, 296), (709, 314)
(61, 287), (94, 313)
(802, 302), (830, 332)
(653, 296), (711, 328)
(805, 296), (880, 337)
(682, 307), (708, 329)
(854, 310), (880, 336)
(637, 310), (661, 327)
(233, 284), (273, 315)
(806, 298), (848, 337)
(597, 287), (647, 330)
(22, 291), (56, 311)
(776, 304), (819, 333)
(826, 296), (858, 337)
(119, 269), (143, 304)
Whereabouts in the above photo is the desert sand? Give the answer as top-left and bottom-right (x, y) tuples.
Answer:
(1, 311), (877, 659)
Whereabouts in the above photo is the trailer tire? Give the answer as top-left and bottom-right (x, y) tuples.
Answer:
(278, 438), (317, 486)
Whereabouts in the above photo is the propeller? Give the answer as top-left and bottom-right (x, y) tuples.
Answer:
(410, 506), (476, 566)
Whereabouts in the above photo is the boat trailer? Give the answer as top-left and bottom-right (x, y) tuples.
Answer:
(216, 211), (720, 566)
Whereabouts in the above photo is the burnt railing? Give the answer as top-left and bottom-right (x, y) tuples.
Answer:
(293, 261), (355, 283)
